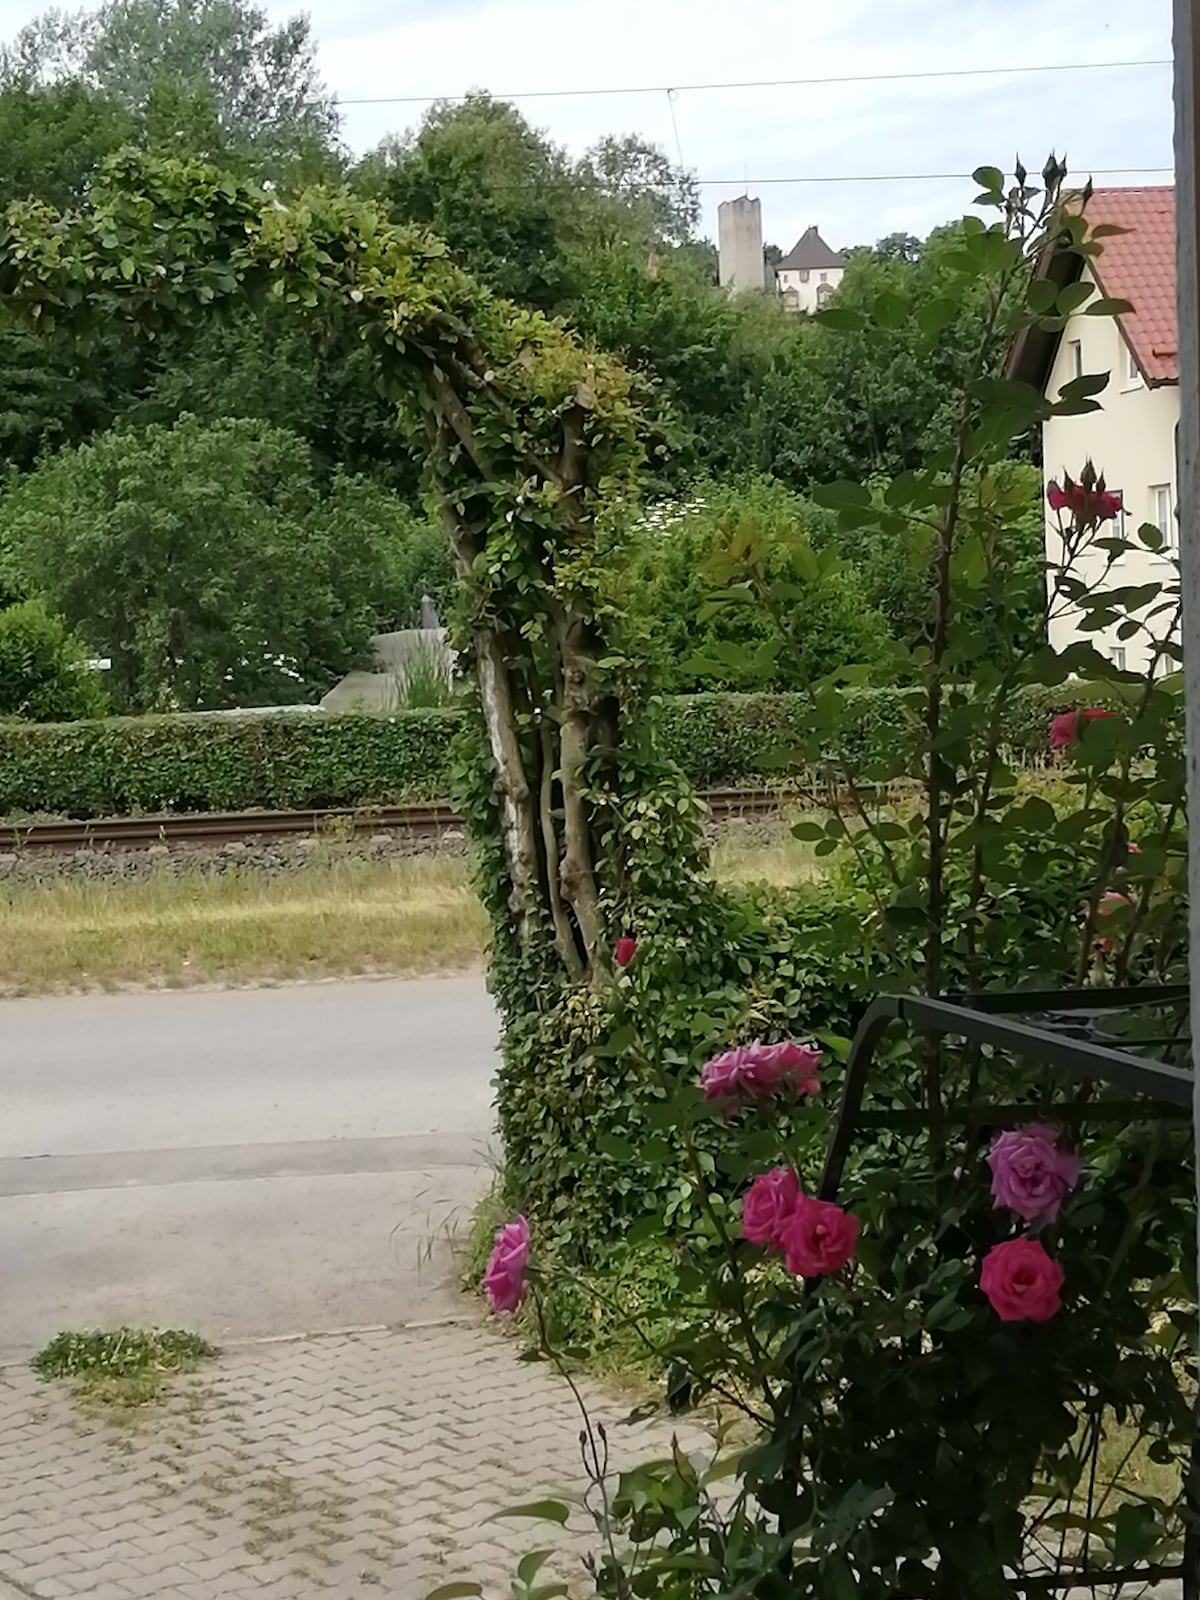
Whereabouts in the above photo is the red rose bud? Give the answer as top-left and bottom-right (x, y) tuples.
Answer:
(615, 937), (637, 968)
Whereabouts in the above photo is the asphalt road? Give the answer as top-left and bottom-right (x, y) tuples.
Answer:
(0, 977), (498, 1357)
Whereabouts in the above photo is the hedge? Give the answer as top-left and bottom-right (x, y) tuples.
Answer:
(0, 685), (1112, 820)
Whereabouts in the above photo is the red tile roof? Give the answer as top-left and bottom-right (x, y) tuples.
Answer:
(1085, 187), (1177, 384)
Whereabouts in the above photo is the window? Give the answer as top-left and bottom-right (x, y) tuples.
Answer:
(1152, 483), (1174, 541)
(816, 282), (834, 307)
(1112, 647), (1126, 672)
(819, 271), (828, 283)
(1068, 339), (1083, 379)
(1124, 340), (1142, 387)
(1107, 489), (1126, 537)
(798, 269), (810, 283)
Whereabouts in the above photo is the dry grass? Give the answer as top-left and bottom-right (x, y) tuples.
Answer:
(0, 830), (826, 997)
(709, 823), (823, 888)
(0, 854), (490, 996)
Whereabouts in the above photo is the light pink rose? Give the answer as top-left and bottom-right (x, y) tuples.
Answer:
(980, 1237), (1064, 1322)
(483, 1215), (530, 1313)
(700, 1040), (821, 1104)
(780, 1196), (859, 1278)
(988, 1125), (1081, 1224)
(741, 1167), (801, 1249)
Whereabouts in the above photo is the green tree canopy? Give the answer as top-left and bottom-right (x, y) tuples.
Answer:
(0, 415), (416, 711)
(4, 0), (340, 182)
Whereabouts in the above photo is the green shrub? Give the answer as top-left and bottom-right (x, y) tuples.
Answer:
(0, 682), (1118, 819)
(0, 599), (107, 722)
(622, 479), (891, 691)
(0, 415), (423, 712)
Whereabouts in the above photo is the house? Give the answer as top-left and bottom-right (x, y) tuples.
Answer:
(1007, 187), (1178, 673)
(776, 225), (847, 313)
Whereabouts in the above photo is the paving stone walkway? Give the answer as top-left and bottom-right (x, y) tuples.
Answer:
(0, 1320), (698, 1600)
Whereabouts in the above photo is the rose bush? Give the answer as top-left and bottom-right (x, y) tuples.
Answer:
(448, 158), (1195, 1600)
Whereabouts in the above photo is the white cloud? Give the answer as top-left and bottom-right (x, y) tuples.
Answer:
(1, 0), (1176, 246)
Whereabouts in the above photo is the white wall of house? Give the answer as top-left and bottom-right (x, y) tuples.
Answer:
(1043, 269), (1180, 673)
(777, 264), (844, 314)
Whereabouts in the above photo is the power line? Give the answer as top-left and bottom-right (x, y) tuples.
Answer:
(693, 166), (1173, 187)
(336, 57), (1171, 109)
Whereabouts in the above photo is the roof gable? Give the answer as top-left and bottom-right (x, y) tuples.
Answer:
(1086, 187), (1177, 383)
(778, 225), (846, 272)
(1006, 186), (1177, 393)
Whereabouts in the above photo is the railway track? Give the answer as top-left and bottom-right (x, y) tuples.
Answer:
(1, 788), (795, 853)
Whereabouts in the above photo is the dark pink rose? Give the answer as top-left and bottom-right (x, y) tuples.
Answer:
(741, 1167), (801, 1249)
(700, 1040), (820, 1104)
(781, 1196), (859, 1278)
(1049, 706), (1117, 751)
(483, 1215), (530, 1313)
(980, 1237), (1063, 1322)
(614, 936), (637, 968)
(1046, 475), (1122, 525)
(988, 1124), (1081, 1223)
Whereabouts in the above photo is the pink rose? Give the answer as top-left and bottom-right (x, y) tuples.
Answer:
(741, 1167), (801, 1249)
(483, 1215), (530, 1313)
(980, 1237), (1064, 1322)
(987, 1125), (1081, 1224)
(700, 1040), (821, 1104)
(614, 936), (637, 968)
(780, 1196), (859, 1278)
(1047, 480), (1070, 512)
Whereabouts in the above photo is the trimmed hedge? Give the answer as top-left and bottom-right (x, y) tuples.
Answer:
(0, 710), (460, 818)
(0, 684), (1111, 820)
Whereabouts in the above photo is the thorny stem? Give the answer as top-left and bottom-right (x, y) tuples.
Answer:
(533, 1294), (631, 1600)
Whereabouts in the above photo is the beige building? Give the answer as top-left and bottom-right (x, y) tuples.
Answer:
(776, 225), (846, 313)
(1009, 187), (1179, 672)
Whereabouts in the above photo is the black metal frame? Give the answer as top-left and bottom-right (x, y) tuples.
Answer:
(816, 985), (1197, 1600)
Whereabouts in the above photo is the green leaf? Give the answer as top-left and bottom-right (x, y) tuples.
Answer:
(917, 297), (957, 337)
(825, 1553), (859, 1599)
(872, 290), (907, 329)
(811, 480), (873, 511)
(971, 164), (1004, 192)
(1112, 1501), (1159, 1566)
(425, 1585), (483, 1600)
(1026, 278), (1058, 315)
(119, 255), (136, 280)
(517, 1550), (554, 1587)
(1084, 296), (1136, 317)
(597, 1132), (635, 1162)
(490, 1500), (572, 1526)
(1056, 281), (1096, 316)
(814, 307), (866, 331)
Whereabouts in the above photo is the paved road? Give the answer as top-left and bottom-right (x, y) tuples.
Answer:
(0, 978), (498, 1357)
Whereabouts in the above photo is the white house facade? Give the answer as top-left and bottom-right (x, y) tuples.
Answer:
(776, 225), (846, 313)
(1009, 188), (1179, 673)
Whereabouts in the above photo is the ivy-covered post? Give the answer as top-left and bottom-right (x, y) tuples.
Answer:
(0, 152), (688, 994)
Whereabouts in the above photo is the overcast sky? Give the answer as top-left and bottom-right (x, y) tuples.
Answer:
(1, 0), (1176, 248)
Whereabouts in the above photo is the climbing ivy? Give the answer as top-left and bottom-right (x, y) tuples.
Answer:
(0, 150), (708, 1000)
